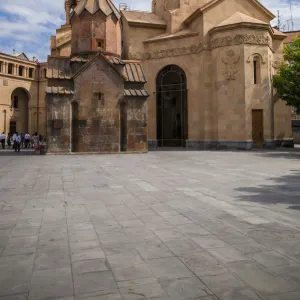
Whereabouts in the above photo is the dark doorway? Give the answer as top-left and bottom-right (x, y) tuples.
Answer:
(252, 109), (264, 148)
(71, 101), (79, 152)
(120, 102), (127, 152)
(11, 88), (29, 133)
(156, 65), (187, 147)
(10, 121), (17, 134)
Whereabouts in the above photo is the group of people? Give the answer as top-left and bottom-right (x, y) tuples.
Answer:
(0, 132), (43, 152)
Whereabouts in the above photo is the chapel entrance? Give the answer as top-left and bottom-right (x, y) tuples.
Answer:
(156, 65), (187, 147)
(252, 109), (264, 148)
(11, 88), (30, 134)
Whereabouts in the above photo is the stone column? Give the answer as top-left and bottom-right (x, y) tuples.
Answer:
(15, 64), (18, 76)
(65, 0), (71, 24)
(25, 67), (28, 77)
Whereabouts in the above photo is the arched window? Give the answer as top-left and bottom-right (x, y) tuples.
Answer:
(253, 56), (261, 84)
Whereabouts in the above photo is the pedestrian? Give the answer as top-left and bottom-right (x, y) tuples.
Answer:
(7, 133), (11, 147)
(14, 132), (21, 152)
(0, 132), (6, 149)
(33, 132), (39, 149)
(12, 132), (17, 151)
(24, 133), (30, 148)
(21, 133), (25, 148)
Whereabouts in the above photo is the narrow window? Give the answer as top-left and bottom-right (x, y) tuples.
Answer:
(97, 41), (102, 48)
(44, 69), (47, 78)
(18, 66), (24, 76)
(29, 68), (33, 78)
(8, 63), (13, 74)
(253, 56), (261, 85)
(13, 96), (18, 109)
(0, 61), (3, 72)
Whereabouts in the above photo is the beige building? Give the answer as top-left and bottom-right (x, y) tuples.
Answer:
(0, 52), (47, 136)
(121, 0), (293, 149)
(1, 0), (293, 151)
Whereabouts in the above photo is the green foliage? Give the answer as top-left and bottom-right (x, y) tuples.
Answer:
(273, 36), (300, 114)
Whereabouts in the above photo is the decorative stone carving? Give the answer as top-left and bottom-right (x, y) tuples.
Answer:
(272, 61), (281, 70)
(211, 34), (271, 50)
(222, 49), (240, 80)
(129, 43), (204, 60)
(152, 0), (156, 13)
(246, 54), (266, 64)
(129, 34), (272, 61)
(57, 32), (72, 47)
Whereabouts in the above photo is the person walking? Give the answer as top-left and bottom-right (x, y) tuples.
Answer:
(20, 133), (25, 148)
(33, 132), (39, 149)
(24, 133), (30, 148)
(0, 132), (6, 149)
(7, 133), (11, 148)
(12, 132), (17, 151)
(14, 133), (21, 152)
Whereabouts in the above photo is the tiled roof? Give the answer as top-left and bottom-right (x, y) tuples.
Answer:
(124, 89), (149, 97)
(70, 56), (89, 62)
(74, 0), (120, 19)
(47, 57), (72, 79)
(46, 86), (74, 94)
(122, 62), (146, 83)
(104, 55), (125, 65)
(284, 31), (300, 44)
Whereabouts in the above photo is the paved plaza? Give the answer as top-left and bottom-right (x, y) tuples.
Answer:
(1, 150), (300, 300)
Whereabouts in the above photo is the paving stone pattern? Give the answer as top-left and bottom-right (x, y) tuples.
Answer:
(0, 150), (300, 300)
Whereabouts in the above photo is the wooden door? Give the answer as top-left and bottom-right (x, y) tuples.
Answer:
(252, 110), (264, 148)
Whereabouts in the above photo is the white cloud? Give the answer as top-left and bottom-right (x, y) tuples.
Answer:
(0, 0), (299, 61)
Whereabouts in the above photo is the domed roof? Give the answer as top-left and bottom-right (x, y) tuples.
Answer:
(74, 0), (120, 19)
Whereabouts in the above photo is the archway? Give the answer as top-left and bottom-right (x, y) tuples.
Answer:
(10, 88), (30, 134)
(156, 65), (187, 147)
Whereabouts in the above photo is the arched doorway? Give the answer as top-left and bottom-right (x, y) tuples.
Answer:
(156, 65), (187, 147)
(10, 88), (30, 134)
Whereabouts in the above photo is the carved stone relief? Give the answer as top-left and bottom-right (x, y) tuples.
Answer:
(211, 34), (272, 50)
(246, 54), (266, 64)
(129, 34), (272, 61)
(222, 49), (240, 80)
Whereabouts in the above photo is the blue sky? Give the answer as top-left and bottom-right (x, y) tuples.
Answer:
(0, 0), (299, 61)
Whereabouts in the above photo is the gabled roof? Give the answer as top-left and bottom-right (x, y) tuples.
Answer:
(12, 53), (29, 61)
(73, 53), (126, 80)
(184, 0), (275, 25)
(74, 0), (120, 19)
(215, 12), (268, 28)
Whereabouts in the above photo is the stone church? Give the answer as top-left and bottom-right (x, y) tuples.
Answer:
(45, 0), (293, 153)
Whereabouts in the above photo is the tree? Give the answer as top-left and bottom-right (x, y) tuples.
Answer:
(273, 37), (300, 114)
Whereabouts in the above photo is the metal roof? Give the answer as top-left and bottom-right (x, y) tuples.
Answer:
(124, 89), (149, 97)
(46, 86), (74, 95)
(122, 62), (146, 83)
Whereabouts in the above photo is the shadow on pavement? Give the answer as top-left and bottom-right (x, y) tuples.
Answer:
(0, 149), (36, 156)
(235, 170), (300, 210)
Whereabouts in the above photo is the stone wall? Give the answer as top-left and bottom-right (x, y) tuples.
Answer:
(73, 56), (124, 153)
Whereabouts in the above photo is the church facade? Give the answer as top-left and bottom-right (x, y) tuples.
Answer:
(45, 0), (293, 153)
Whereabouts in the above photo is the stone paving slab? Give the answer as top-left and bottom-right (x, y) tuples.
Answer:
(0, 150), (300, 299)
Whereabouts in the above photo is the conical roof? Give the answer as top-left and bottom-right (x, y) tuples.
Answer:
(215, 12), (268, 28)
(74, 0), (120, 19)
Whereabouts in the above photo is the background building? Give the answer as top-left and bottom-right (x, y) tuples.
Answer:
(0, 52), (47, 136)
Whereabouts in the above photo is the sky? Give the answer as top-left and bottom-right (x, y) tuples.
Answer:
(0, 0), (299, 62)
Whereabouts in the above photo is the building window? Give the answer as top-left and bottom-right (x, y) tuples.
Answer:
(44, 69), (47, 78)
(18, 66), (24, 77)
(29, 68), (33, 78)
(97, 40), (102, 48)
(8, 63), (13, 74)
(13, 96), (18, 109)
(253, 56), (261, 85)
(0, 61), (3, 73)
